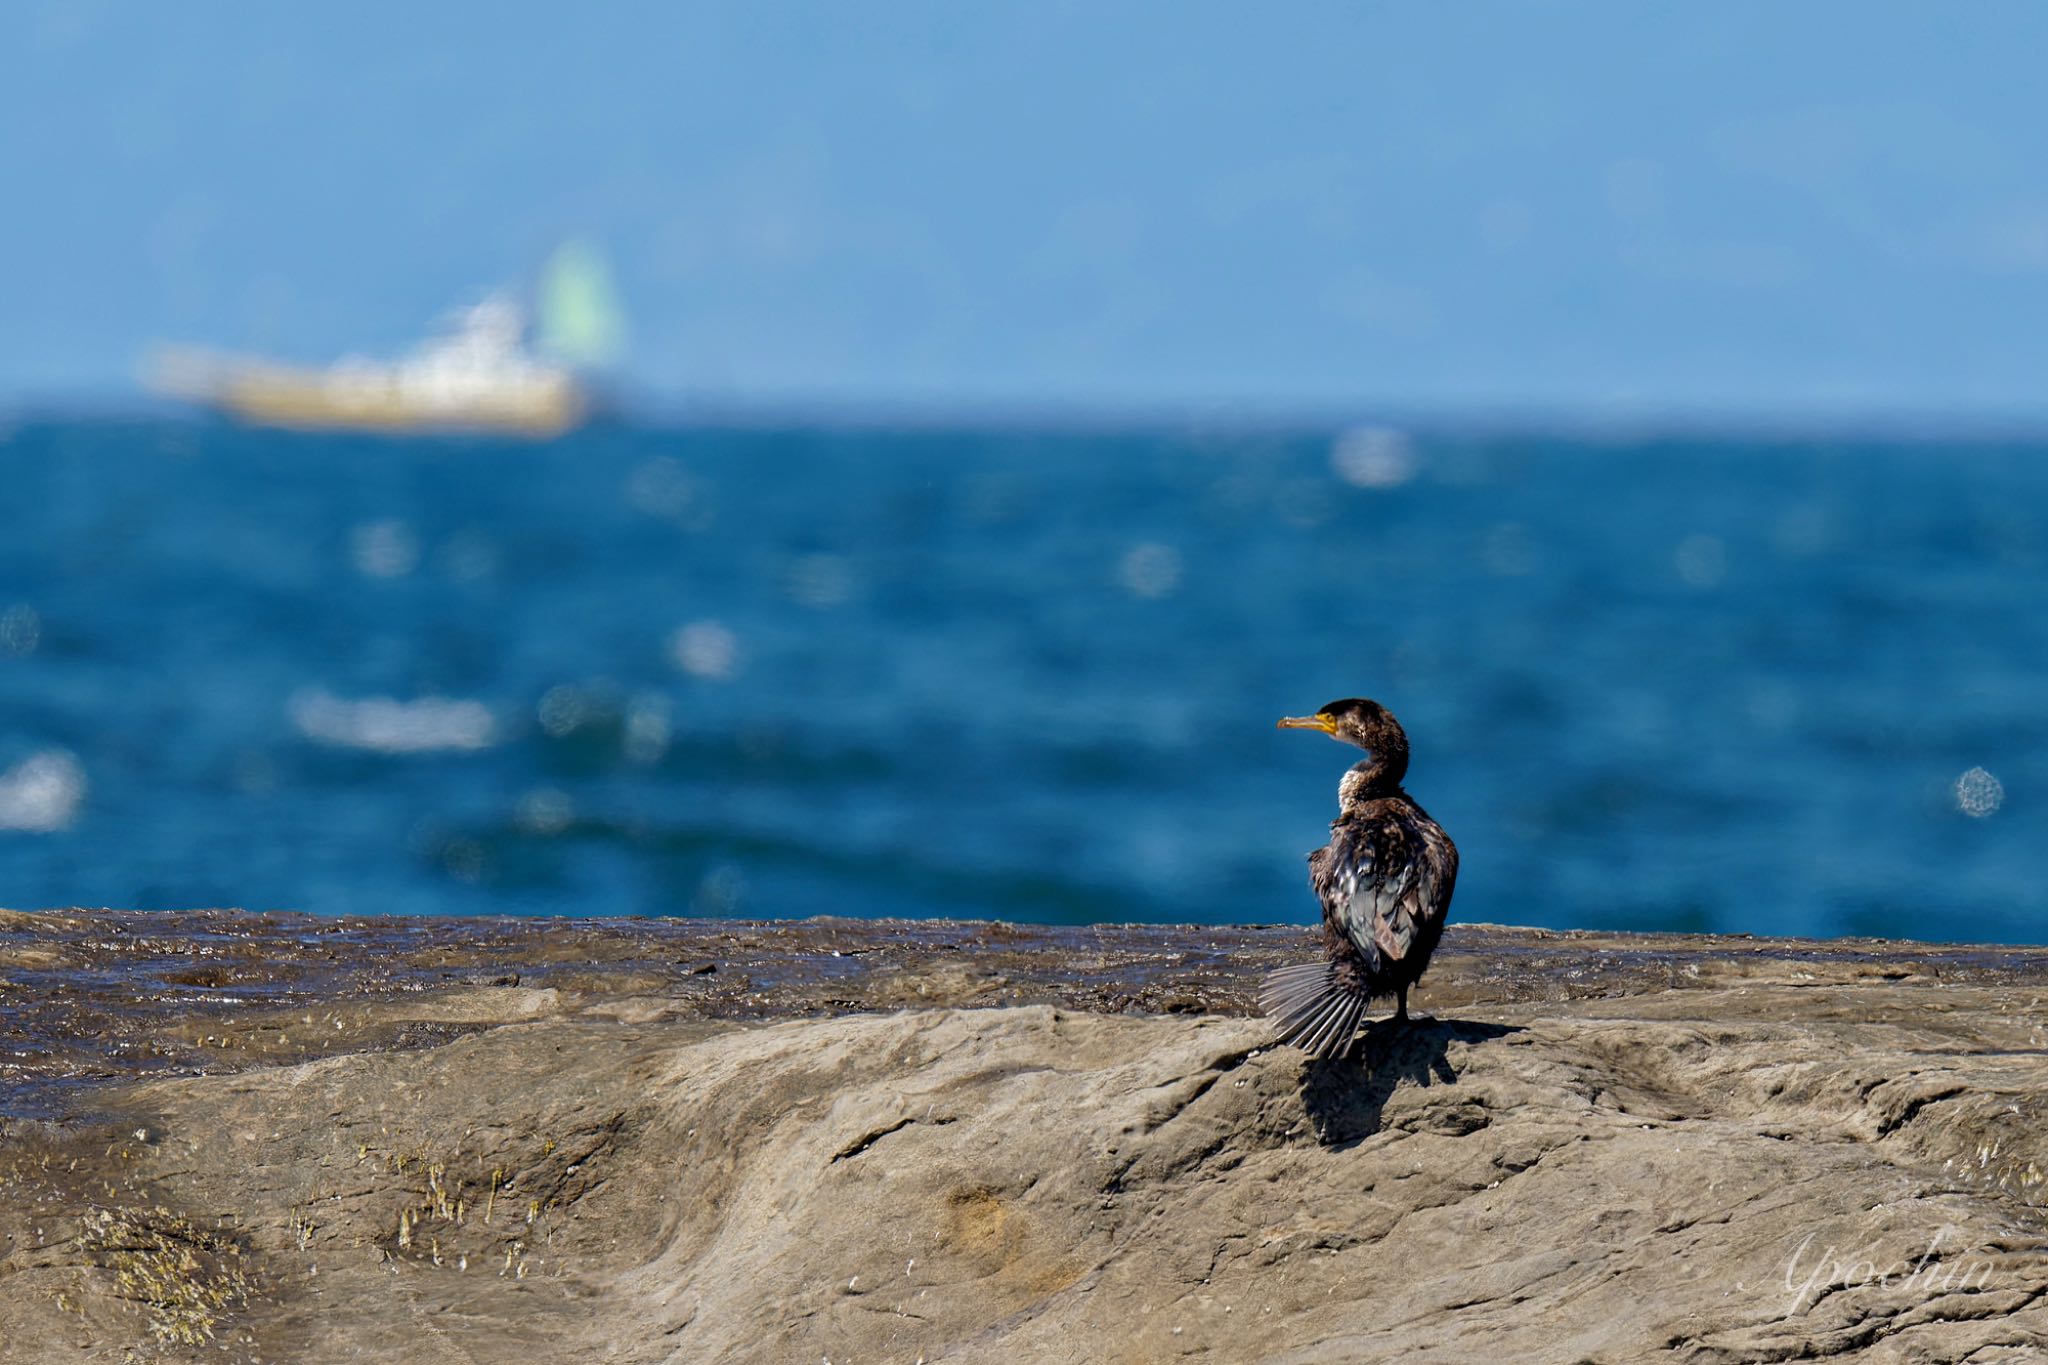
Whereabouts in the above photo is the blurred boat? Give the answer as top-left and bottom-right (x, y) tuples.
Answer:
(148, 242), (625, 439)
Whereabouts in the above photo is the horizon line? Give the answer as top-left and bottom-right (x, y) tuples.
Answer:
(15, 390), (2048, 442)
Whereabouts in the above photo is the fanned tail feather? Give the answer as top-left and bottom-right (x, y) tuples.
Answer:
(1259, 960), (1367, 1060)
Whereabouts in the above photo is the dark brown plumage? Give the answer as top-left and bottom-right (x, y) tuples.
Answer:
(1261, 698), (1459, 1059)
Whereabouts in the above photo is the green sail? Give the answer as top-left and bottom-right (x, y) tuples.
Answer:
(535, 239), (626, 368)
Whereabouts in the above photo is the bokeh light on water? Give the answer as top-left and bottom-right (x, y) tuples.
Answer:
(1955, 767), (2005, 819)
(0, 417), (2041, 943)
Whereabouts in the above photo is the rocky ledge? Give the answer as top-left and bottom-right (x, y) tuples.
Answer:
(1, 909), (2045, 1363)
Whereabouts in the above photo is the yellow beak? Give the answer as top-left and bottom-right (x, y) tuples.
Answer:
(1277, 713), (1338, 734)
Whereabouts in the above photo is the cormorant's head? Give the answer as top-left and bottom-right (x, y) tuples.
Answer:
(1277, 697), (1405, 754)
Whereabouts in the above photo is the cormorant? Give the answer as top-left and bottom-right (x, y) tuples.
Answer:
(1261, 698), (1459, 1058)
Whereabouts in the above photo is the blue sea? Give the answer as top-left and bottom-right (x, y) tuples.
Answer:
(0, 416), (2041, 943)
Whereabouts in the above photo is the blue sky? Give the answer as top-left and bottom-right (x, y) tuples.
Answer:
(8, 3), (2048, 416)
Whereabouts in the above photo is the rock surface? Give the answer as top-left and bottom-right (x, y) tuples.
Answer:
(1, 911), (2045, 1363)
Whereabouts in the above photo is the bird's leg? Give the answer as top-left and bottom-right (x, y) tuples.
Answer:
(1395, 984), (1410, 1025)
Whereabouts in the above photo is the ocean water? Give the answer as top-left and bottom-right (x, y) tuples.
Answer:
(0, 416), (2041, 944)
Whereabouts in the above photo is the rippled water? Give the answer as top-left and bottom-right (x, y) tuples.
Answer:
(0, 417), (2041, 942)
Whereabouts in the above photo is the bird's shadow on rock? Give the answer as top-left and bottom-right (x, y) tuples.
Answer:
(1298, 1017), (1522, 1150)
